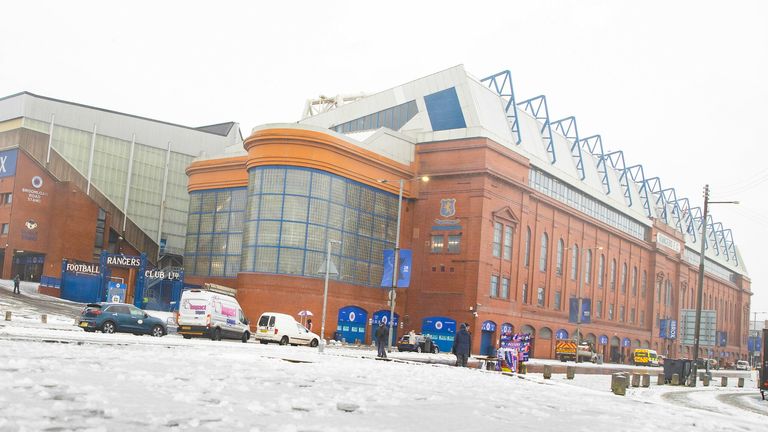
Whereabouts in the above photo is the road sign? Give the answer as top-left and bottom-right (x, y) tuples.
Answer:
(679, 309), (716, 346)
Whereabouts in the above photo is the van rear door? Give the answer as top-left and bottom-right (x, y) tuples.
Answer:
(179, 294), (209, 326)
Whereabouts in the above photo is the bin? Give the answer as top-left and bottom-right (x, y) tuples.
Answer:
(423, 337), (434, 354)
(596, 354), (604, 365)
(663, 359), (692, 384)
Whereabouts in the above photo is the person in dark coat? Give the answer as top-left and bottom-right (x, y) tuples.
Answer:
(375, 322), (389, 358)
(13, 274), (21, 294)
(452, 323), (472, 367)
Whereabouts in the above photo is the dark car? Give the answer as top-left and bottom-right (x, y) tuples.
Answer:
(397, 334), (439, 353)
(78, 303), (166, 337)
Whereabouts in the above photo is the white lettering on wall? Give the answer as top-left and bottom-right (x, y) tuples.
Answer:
(656, 233), (681, 253)
(106, 256), (142, 267)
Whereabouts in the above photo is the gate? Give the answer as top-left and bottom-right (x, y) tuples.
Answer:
(422, 316), (456, 354)
(336, 306), (368, 344)
(61, 272), (102, 303)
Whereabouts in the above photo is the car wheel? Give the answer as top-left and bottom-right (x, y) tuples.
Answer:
(183, 335), (192, 339)
(259, 340), (268, 344)
(211, 327), (222, 341)
(279, 336), (289, 345)
(241, 332), (250, 343)
(416, 346), (422, 353)
(433, 346), (439, 354)
(101, 321), (116, 334)
(310, 338), (318, 347)
(151, 325), (164, 337)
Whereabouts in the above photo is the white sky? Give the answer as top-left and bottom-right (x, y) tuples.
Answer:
(1, 1), (767, 315)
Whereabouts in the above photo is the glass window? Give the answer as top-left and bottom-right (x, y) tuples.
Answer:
(539, 232), (548, 272)
(608, 304), (614, 320)
(596, 300), (602, 319)
(524, 227), (531, 267)
(585, 250), (592, 284)
(537, 287), (545, 307)
(610, 259), (616, 291)
(501, 277), (510, 299)
(570, 244), (578, 280)
(621, 263), (627, 293)
(447, 235), (461, 253)
(620, 306), (625, 322)
(522, 283), (528, 303)
(503, 225), (513, 260)
(490, 275), (499, 298)
(632, 266), (638, 297)
(492, 222), (502, 258)
(554, 291), (561, 310)
(556, 239), (564, 275)
(431, 235), (444, 253)
(642, 270), (647, 298)
(630, 308), (636, 324)
(598, 254), (605, 288)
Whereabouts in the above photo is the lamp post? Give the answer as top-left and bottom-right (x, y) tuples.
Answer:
(574, 245), (602, 362)
(318, 239), (340, 353)
(378, 175), (429, 352)
(690, 185), (738, 386)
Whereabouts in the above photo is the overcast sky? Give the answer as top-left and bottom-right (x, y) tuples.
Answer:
(2, 1), (767, 317)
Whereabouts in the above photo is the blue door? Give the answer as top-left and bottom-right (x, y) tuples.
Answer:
(61, 272), (102, 303)
(480, 320), (497, 356)
(372, 310), (399, 346)
(336, 306), (368, 344)
(422, 316), (456, 354)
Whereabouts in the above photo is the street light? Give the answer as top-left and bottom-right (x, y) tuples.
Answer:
(377, 175), (429, 352)
(318, 239), (341, 353)
(690, 185), (738, 386)
(574, 245), (602, 362)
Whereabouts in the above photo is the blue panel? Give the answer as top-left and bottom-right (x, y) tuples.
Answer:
(336, 306), (368, 343)
(421, 316), (456, 353)
(556, 329), (569, 340)
(61, 273), (102, 303)
(380, 249), (412, 288)
(424, 87), (466, 131)
(0, 149), (18, 178)
(372, 310), (399, 345)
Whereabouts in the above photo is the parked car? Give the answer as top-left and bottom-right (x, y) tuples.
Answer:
(254, 312), (320, 347)
(396, 334), (439, 353)
(176, 287), (251, 342)
(736, 360), (750, 370)
(78, 303), (166, 337)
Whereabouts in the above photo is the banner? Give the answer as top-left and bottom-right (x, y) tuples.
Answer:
(380, 249), (412, 288)
(569, 298), (591, 324)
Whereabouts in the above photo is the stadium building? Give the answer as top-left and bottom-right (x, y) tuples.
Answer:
(185, 65), (750, 362)
(0, 92), (241, 306)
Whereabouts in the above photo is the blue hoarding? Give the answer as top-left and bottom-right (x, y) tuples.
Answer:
(380, 249), (412, 288)
(422, 316), (456, 354)
(336, 306), (367, 344)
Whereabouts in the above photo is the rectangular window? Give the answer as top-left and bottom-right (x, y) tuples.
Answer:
(537, 287), (545, 307)
(522, 283), (528, 303)
(501, 277), (510, 299)
(490, 275), (499, 298)
(492, 222), (502, 258)
(608, 304), (614, 320)
(596, 300), (602, 319)
(554, 291), (561, 310)
(0, 223), (8, 235)
(447, 235), (461, 253)
(640, 311), (645, 326)
(503, 226), (512, 260)
(630, 308), (636, 324)
(2, 193), (10, 204)
(431, 235), (444, 253)
(620, 306), (625, 322)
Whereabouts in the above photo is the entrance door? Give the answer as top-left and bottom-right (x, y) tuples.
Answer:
(479, 320), (497, 356)
(11, 252), (45, 282)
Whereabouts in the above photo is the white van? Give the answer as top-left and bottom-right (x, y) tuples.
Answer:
(254, 312), (320, 347)
(177, 285), (251, 342)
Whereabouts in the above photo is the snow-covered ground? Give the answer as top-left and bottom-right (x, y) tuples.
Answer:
(1, 282), (766, 431)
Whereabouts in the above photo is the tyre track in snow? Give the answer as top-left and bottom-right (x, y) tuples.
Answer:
(662, 389), (768, 417)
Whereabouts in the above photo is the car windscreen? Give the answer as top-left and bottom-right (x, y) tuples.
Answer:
(258, 315), (271, 327)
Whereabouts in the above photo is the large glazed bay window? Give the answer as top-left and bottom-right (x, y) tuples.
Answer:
(185, 188), (247, 277)
(241, 166), (398, 287)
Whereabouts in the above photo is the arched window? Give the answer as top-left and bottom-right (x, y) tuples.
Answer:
(598, 254), (605, 288)
(556, 239), (564, 275)
(610, 259), (617, 291)
(570, 244), (579, 280)
(539, 232), (549, 272)
(585, 249), (593, 284)
(524, 227), (531, 267)
(631, 266), (638, 297)
(642, 270), (647, 298)
(621, 263), (627, 293)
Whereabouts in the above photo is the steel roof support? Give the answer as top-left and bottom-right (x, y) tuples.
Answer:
(518, 95), (556, 164)
(481, 70), (521, 145)
(626, 165), (652, 217)
(605, 151), (632, 207)
(579, 135), (609, 193)
(552, 116), (585, 180)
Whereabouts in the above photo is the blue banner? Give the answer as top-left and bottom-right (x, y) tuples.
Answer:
(568, 298), (591, 324)
(0, 149), (18, 178)
(659, 319), (668, 338)
(380, 249), (412, 288)
(717, 331), (727, 347)
(659, 319), (678, 339)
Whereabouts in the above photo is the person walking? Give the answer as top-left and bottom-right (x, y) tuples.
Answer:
(452, 323), (472, 367)
(13, 274), (21, 294)
(306, 319), (313, 332)
(375, 322), (388, 358)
